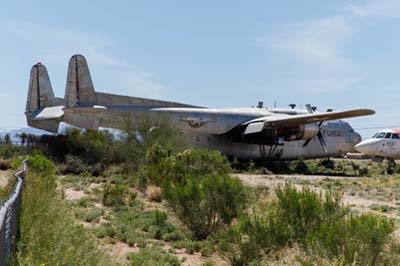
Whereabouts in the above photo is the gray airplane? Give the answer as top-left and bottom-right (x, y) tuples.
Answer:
(25, 54), (374, 160)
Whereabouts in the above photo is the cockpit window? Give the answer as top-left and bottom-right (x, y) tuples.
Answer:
(376, 132), (386, 139)
(392, 133), (400, 139)
(372, 133), (379, 138)
(385, 133), (392, 139)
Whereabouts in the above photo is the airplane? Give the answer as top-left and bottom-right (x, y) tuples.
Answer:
(25, 54), (375, 161)
(355, 129), (400, 165)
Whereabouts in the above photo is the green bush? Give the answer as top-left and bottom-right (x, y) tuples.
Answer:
(240, 210), (291, 254)
(128, 247), (180, 266)
(275, 183), (345, 241)
(118, 114), (187, 171)
(147, 148), (231, 185)
(11, 156), (25, 170)
(27, 153), (56, 177)
(304, 214), (394, 266)
(102, 183), (128, 207)
(217, 224), (261, 266)
(164, 174), (246, 240)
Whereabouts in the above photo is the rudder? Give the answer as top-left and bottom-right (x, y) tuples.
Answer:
(65, 54), (96, 107)
(26, 63), (56, 112)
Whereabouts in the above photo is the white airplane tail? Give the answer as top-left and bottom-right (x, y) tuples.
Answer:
(25, 63), (63, 132)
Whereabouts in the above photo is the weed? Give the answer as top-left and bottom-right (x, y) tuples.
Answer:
(127, 247), (180, 266)
(102, 183), (128, 207)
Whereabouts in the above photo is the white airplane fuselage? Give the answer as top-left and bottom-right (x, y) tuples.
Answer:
(355, 129), (400, 160)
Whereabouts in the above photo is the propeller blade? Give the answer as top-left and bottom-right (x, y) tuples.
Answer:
(303, 138), (312, 147)
(305, 104), (313, 114)
(317, 131), (328, 153)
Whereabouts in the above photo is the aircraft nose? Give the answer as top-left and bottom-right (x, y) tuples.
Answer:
(355, 140), (375, 155)
(353, 132), (362, 145)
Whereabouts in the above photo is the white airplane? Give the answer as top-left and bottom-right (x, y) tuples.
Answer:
(25, 54), (375, 161)
(355, 129), (400, 164)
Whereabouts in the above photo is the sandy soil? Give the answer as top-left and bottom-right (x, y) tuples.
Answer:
(63, 187), (86, 200)
(0, 170), (12, 189)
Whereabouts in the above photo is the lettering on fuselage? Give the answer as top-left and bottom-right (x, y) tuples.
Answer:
(323, 129), (343, 137)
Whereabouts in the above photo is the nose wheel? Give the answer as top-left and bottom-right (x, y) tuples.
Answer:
(387, 159), (396, 174)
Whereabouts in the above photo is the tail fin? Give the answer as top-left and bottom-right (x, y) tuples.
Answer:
(65, 54), (96, 107)
(26, 63), (56, 112)
(25, 63), (63, 132)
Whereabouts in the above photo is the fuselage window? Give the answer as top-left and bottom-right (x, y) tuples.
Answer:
(392, 133), (400, 139)
(376, 132), (386, 138)
(385, 133), (392, 139)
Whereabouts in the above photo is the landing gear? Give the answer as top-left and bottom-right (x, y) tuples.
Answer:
(387, 159), (396, 175)
(320, 158), (335, 169)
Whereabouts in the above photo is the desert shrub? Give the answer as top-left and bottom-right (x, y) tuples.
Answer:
(65, 128), (113, 164)
(11, 156), (26, 171)
(118, 114), (187, 171)
(102, 183), (128, 207)
(304, 214), (394, 266)
(16, 154), (113, 266)
(146, 147), (231, 185)
(162, 230), (184, 242)
(147, 185), (163, 202)
(0, 176), (16, 200)
(217, 224), (261, 266)
(83, 208), (104, 223)
(153, 209), (168, 226)
(128, 247), (180, 266)
(64, 155), (90, 175)
(275, 184), (345, 241)
(240, 210), (291, 254)
(164, 174), (246, 240)
(0, 140), (23, 159)
(128, 191), (138, 206)
(27, 153), (56, 178)
(0, 158), (11, 170)
(94, 225), (116, 239)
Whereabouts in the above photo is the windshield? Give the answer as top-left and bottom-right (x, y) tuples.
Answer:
(375, 132), (386, 139)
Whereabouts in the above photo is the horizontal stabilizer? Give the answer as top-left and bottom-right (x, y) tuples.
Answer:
(33, 106), (64, 120)
(26, 116), (60, 132)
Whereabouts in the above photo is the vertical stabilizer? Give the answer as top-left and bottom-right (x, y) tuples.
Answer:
(65, 54), (96, 107)
(26, 63), (55, 112)
(25, 63), (63, 132)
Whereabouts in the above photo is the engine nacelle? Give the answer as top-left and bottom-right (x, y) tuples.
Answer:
(278, 123), (319, 142)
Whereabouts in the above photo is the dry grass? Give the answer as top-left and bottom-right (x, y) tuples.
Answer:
(147, 185), (163, 202)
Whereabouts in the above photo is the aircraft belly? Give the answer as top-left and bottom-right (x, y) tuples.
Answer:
(188, 133), (341, 160)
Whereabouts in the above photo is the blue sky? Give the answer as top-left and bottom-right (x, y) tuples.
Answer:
(0, 0), (399, 137)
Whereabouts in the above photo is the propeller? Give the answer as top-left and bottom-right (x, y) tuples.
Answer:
(303, 104), (327, 153)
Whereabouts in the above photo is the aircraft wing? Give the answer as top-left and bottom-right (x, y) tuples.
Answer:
(243, 109), (375, 134)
